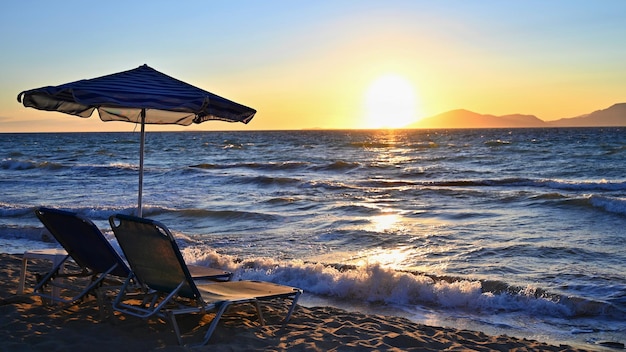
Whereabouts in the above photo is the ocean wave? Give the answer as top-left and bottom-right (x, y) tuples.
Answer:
(409, 141), (439, 149)
(417, 177), (626, 192)
(0, 203), (141, 223)
(589, 195), (626, 216)
(189, 163), (219, 169)
(530, 193), (569, 200)
(1, 204), (282, 224)
(302, 180), (358, 191)
(310, 160), (362, 172)
(143, 206), (282, 222)
(0, 158), (140, 174)
(181, 248), (624, 320)
(107, 162), (138, 171)
(331, 204), (382, 216)
(1, 158), (65, 171)
(190, 161), (309, 171)
(348, 141), (395, 149)
(0, 224), (55, 244)
(415, 178), (626, 216)
(540, 179), (626, 191)
(111, 138), (139, 145)
(484, 139), (512, 146)
(264, 197), (300, 205)
(357, 179), (418, 188)
(231, 175), (302, 187)
(604, 145), (626, 155)
(436, 211), (500, 220)
(0, 202), (37, 217)
(347, 140), (439, 149)
(548, 195), (626, 216)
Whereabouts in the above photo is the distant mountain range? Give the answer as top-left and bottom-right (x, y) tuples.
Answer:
(409, 103), (626, 129)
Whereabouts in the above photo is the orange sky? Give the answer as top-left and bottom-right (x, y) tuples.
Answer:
(1, 1), (625, 132)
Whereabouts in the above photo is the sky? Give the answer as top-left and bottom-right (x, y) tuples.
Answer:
(1, 0), (625, 132)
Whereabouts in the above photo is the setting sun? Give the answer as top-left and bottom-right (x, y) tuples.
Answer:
(364, 74), (420, 129)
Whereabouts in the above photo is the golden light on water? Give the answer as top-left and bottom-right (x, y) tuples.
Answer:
(370, 213), (401, 233)
(360, 214), (412, 269)
(367, 247), (411, 267)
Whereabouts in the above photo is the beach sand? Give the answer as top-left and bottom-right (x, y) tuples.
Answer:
(0, 253), (591, 352)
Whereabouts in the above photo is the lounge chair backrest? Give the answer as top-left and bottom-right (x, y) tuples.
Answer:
(109, 214), (200, 300)
(35, 207), (130, 278)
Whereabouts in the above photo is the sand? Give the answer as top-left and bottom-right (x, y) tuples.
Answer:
(0, 253), (592, 352)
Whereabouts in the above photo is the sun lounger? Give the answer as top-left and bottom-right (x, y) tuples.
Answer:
(33, 207), (132, 304)
(109, 214), (302, 346)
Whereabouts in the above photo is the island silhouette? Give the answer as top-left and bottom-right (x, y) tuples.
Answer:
(409, 103), (626, 129)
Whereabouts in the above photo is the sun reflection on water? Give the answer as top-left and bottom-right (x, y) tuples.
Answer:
(370, 213), (400, 233)
(354, 247), (412, 268)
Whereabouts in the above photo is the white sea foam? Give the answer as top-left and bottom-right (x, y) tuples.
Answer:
(181, 247), (593, 320)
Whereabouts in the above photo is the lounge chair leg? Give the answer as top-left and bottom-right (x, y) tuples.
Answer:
(167, 311), (184, 346)
(96, 289), (107, 321)
(283, 291), (302, 323)
(254, 301), (265, 326)
(192, 301), (232, 347)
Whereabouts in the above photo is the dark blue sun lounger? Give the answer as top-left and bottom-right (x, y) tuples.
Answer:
(33, 207), (132, 304)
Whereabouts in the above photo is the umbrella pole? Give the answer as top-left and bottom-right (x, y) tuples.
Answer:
(138, 108), (145, 217)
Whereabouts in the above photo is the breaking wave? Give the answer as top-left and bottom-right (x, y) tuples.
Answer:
(182, 248), (625, 321)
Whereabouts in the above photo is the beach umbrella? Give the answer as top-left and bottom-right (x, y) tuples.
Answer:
(17, 64), (256, 217)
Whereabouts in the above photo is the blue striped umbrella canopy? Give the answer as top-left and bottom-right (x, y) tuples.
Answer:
(18, 64), (256, 216)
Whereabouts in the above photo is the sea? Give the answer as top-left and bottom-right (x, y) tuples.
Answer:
(1, 128), (625, 350)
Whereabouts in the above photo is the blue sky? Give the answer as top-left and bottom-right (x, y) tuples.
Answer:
(1, 1), (625, 131)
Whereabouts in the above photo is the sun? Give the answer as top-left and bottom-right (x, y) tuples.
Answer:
(364, 74), (419, 129)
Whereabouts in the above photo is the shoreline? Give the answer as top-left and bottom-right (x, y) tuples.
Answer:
(0, 253), (598, 351)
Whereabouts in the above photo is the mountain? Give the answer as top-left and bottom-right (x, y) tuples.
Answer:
(408, 103), (626, 129)
(411, 109), (548, 129)
(548, 103), (626, 127)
